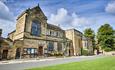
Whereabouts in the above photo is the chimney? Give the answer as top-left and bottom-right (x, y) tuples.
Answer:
(0, 29), (2, 36)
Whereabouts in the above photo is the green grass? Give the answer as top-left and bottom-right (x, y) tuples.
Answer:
(27, 56), (115, 70)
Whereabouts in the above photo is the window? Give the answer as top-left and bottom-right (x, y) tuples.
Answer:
(46, 30), (50, 35)
(50, 31), (53, 36)
(85, 41), (88, 49)
(60, 33), (62, 37)
(57, 32), (61, 37)
(48, 42), (54, 51)
(31, 20), (41, 36)
(58, 43), (62, 52)
(23, 48), (37, 58)
(53, 31), (57, 36)
(56, 32), (58, 37)
(23, 48), (37, 54)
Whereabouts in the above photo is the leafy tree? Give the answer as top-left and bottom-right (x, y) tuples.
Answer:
(97, 24), (114, 51)
(84, 28), (95, 39)
(84, 28), (96, 53)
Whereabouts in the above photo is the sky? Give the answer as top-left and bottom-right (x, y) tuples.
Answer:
(0, 0), (115, 37)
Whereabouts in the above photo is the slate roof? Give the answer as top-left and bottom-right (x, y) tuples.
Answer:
(47, 23), (64, 31)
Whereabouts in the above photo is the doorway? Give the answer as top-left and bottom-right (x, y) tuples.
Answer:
(38, 46), (43, 56)
(2, 50), (8, 59)
(15, 48), (21, 59)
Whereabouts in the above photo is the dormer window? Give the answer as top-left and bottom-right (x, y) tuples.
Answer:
(31, 20), (41, 36)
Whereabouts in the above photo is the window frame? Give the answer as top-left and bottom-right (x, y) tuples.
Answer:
(31, 20), (41, 36)
(23, 48), (38, 58)
(48, 42), (54, 51)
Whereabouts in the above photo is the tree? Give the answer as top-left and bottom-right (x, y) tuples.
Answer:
(97, 24), (114, 51)
(84, 28), (95, 54)
(84, 28), (95, 39)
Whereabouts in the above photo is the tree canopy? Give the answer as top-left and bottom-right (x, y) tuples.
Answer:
(84, 28), (95, 53)
(84, 28), (95, 39)
(97, 24), (114, 51)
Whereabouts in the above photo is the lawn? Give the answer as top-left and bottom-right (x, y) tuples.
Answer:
(27, 56), (115, 70)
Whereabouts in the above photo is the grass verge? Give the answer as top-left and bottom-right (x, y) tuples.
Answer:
(27, 56), (115, 70)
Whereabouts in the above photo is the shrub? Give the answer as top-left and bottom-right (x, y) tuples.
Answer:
(82, 49), (89, 56)
(54, 52), (63, 56)
(47, 51), (63, 56)
(104, 47), (112, 52)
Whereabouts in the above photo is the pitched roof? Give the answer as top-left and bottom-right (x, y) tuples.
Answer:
(17, 4), (47, 20)
(47, 23), (64, 31)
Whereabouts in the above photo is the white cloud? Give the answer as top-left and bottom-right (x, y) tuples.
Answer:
(105, 1), (115, 14)
(0, 19), (15, 37)
(0, 1), (15, 37)
(0, 0), (6, 2)
(48, 8), (94, 30)
(0, 1), (14, 21)
(48, 8), (68, 25)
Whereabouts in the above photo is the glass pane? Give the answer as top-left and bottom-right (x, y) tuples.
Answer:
(27, 48), (31, 54)
(31, 49), (35, 54)
(48, 42), (54, 51)
(31, 20), (41, 36)
(35, 49), (37, 54)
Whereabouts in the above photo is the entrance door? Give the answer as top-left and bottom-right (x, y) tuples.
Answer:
(2, 50), (8, 59)
(38, 46), (43, 56)
(15, 48), (20, 59)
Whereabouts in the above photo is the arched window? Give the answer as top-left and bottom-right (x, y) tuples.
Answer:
(31, 20), (41, 36)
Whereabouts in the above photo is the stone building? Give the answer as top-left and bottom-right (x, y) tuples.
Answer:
(0, 5), (95, 60)
(0, 29), (14, 60)
(82, 37), (93, 55)
(65, 29), (83, 56)
(8, 5), (72, 58)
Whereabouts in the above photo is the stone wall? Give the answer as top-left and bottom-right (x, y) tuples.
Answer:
(6, 6), (72, 59)
(13, 13), (27, 41)
(65, 29), (83, 56)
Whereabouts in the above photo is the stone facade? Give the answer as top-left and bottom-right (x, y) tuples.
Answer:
(82, 37), (93, 55)
(0, 29), (15, 60)
(65, 29), (83, 56)
(8, 5), (72, 59)
(1, 5), (94, 60)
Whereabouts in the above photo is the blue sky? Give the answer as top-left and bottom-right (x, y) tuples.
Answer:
(0, 0), (115, 37)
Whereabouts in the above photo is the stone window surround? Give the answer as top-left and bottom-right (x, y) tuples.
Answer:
(31, 20), (41, 36)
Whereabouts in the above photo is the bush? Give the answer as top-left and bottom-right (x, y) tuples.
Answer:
(47, 51), (63, 56)
(104, 47), (112, 52)
(82, 49), (89, 56)
(54, 52), (63, 56)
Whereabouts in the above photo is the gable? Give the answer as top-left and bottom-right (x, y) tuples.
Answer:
(27, 5), (47, 21)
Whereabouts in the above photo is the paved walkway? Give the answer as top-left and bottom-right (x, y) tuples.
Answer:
(0, 55), (105, 70)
